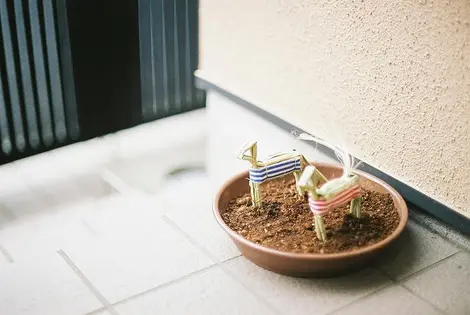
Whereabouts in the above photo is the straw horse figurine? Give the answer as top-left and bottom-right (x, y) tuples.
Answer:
(297, 165), (362, 241)
(238, 141), (309, 207)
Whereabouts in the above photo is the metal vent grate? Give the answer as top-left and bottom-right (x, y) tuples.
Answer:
(139, 0), (205, 120)
(0, 0), (79, 155)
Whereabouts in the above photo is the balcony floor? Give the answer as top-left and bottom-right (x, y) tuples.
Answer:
(0, 109), (468, 315)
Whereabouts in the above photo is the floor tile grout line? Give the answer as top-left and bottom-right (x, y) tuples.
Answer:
(85, 264), (220, 315)
(99, 169), (137, 195)
(0, 243), (14, 263)
(375, 266), (395, 281)
(397, 251), (463, 315)
(56, 249), (120, 315)
(98, 168), (176, 213)
(375, 243), (461, 284)
(397, 251), (461, 284)
(373, 220), (461, 284)
(217, 260), (283, 315)
(161, 214), (283, 315)
(399, 283), (449, 315)
(85, 306), (106, 315)
(85, 210), (233, 313)
(323, 281), (396, 315)
(161, 214), (220, 261)
(325, 280), (448, 315)
(82, 220), (100, 237)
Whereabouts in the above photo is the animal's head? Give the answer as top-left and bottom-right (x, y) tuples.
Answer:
(238, 141), (257, 161)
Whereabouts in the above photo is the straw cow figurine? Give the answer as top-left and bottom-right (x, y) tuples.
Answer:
(297, 165), (362, 241)
(238, 141), (309, 207)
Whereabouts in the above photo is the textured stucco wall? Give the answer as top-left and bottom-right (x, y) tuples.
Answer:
(198, 0), (470, 216)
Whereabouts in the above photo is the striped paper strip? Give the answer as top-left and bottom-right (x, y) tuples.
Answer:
(309, 185), (361, 214)
(249, 158), (301, 183)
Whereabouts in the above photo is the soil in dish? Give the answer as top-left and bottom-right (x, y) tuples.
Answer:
(222, 176), (400, 254)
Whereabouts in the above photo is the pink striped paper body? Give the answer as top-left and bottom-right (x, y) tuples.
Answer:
(308, 184), (361, 215)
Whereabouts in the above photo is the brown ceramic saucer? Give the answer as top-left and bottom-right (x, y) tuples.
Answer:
(213, 162), (408, 277)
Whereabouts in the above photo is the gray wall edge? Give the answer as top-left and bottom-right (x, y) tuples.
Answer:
(196, 76), (470, 235)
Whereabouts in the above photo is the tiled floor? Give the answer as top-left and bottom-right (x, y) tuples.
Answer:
(0, 110), (469, 315)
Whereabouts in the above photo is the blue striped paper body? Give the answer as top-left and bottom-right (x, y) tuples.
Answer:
(249, 158), (301, 183)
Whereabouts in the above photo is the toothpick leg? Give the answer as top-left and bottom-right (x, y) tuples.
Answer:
(293, 170), (304, 198)
(314, 214), (327, 242)
(250, 182), (262, 207)
(350, 197), (362, 218)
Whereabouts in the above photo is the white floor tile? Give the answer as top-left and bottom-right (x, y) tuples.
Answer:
(331, 285), (442, 315)
(224, 257), (392, 315)
(0, 190), (52, 220)
(156, 169), (239, 261)
(0, 200), (97, 261)
(115, 267), (275, 315)
(404, 252), (470, 315)
(0, 254), (101, 315)
(61, 194), (214, 303)
(166, 206), (240, 262)
(40, 175), (116, 207)
(377, 220), (458, 280)
(157, 168), (212, 213)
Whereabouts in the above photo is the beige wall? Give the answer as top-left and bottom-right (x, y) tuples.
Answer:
(198, 0), (470, 216)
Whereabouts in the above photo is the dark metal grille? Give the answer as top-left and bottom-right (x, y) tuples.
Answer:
(139, 0), (205, 121)
(0, 0), (78, 156)
(0, 0), (204, 165)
